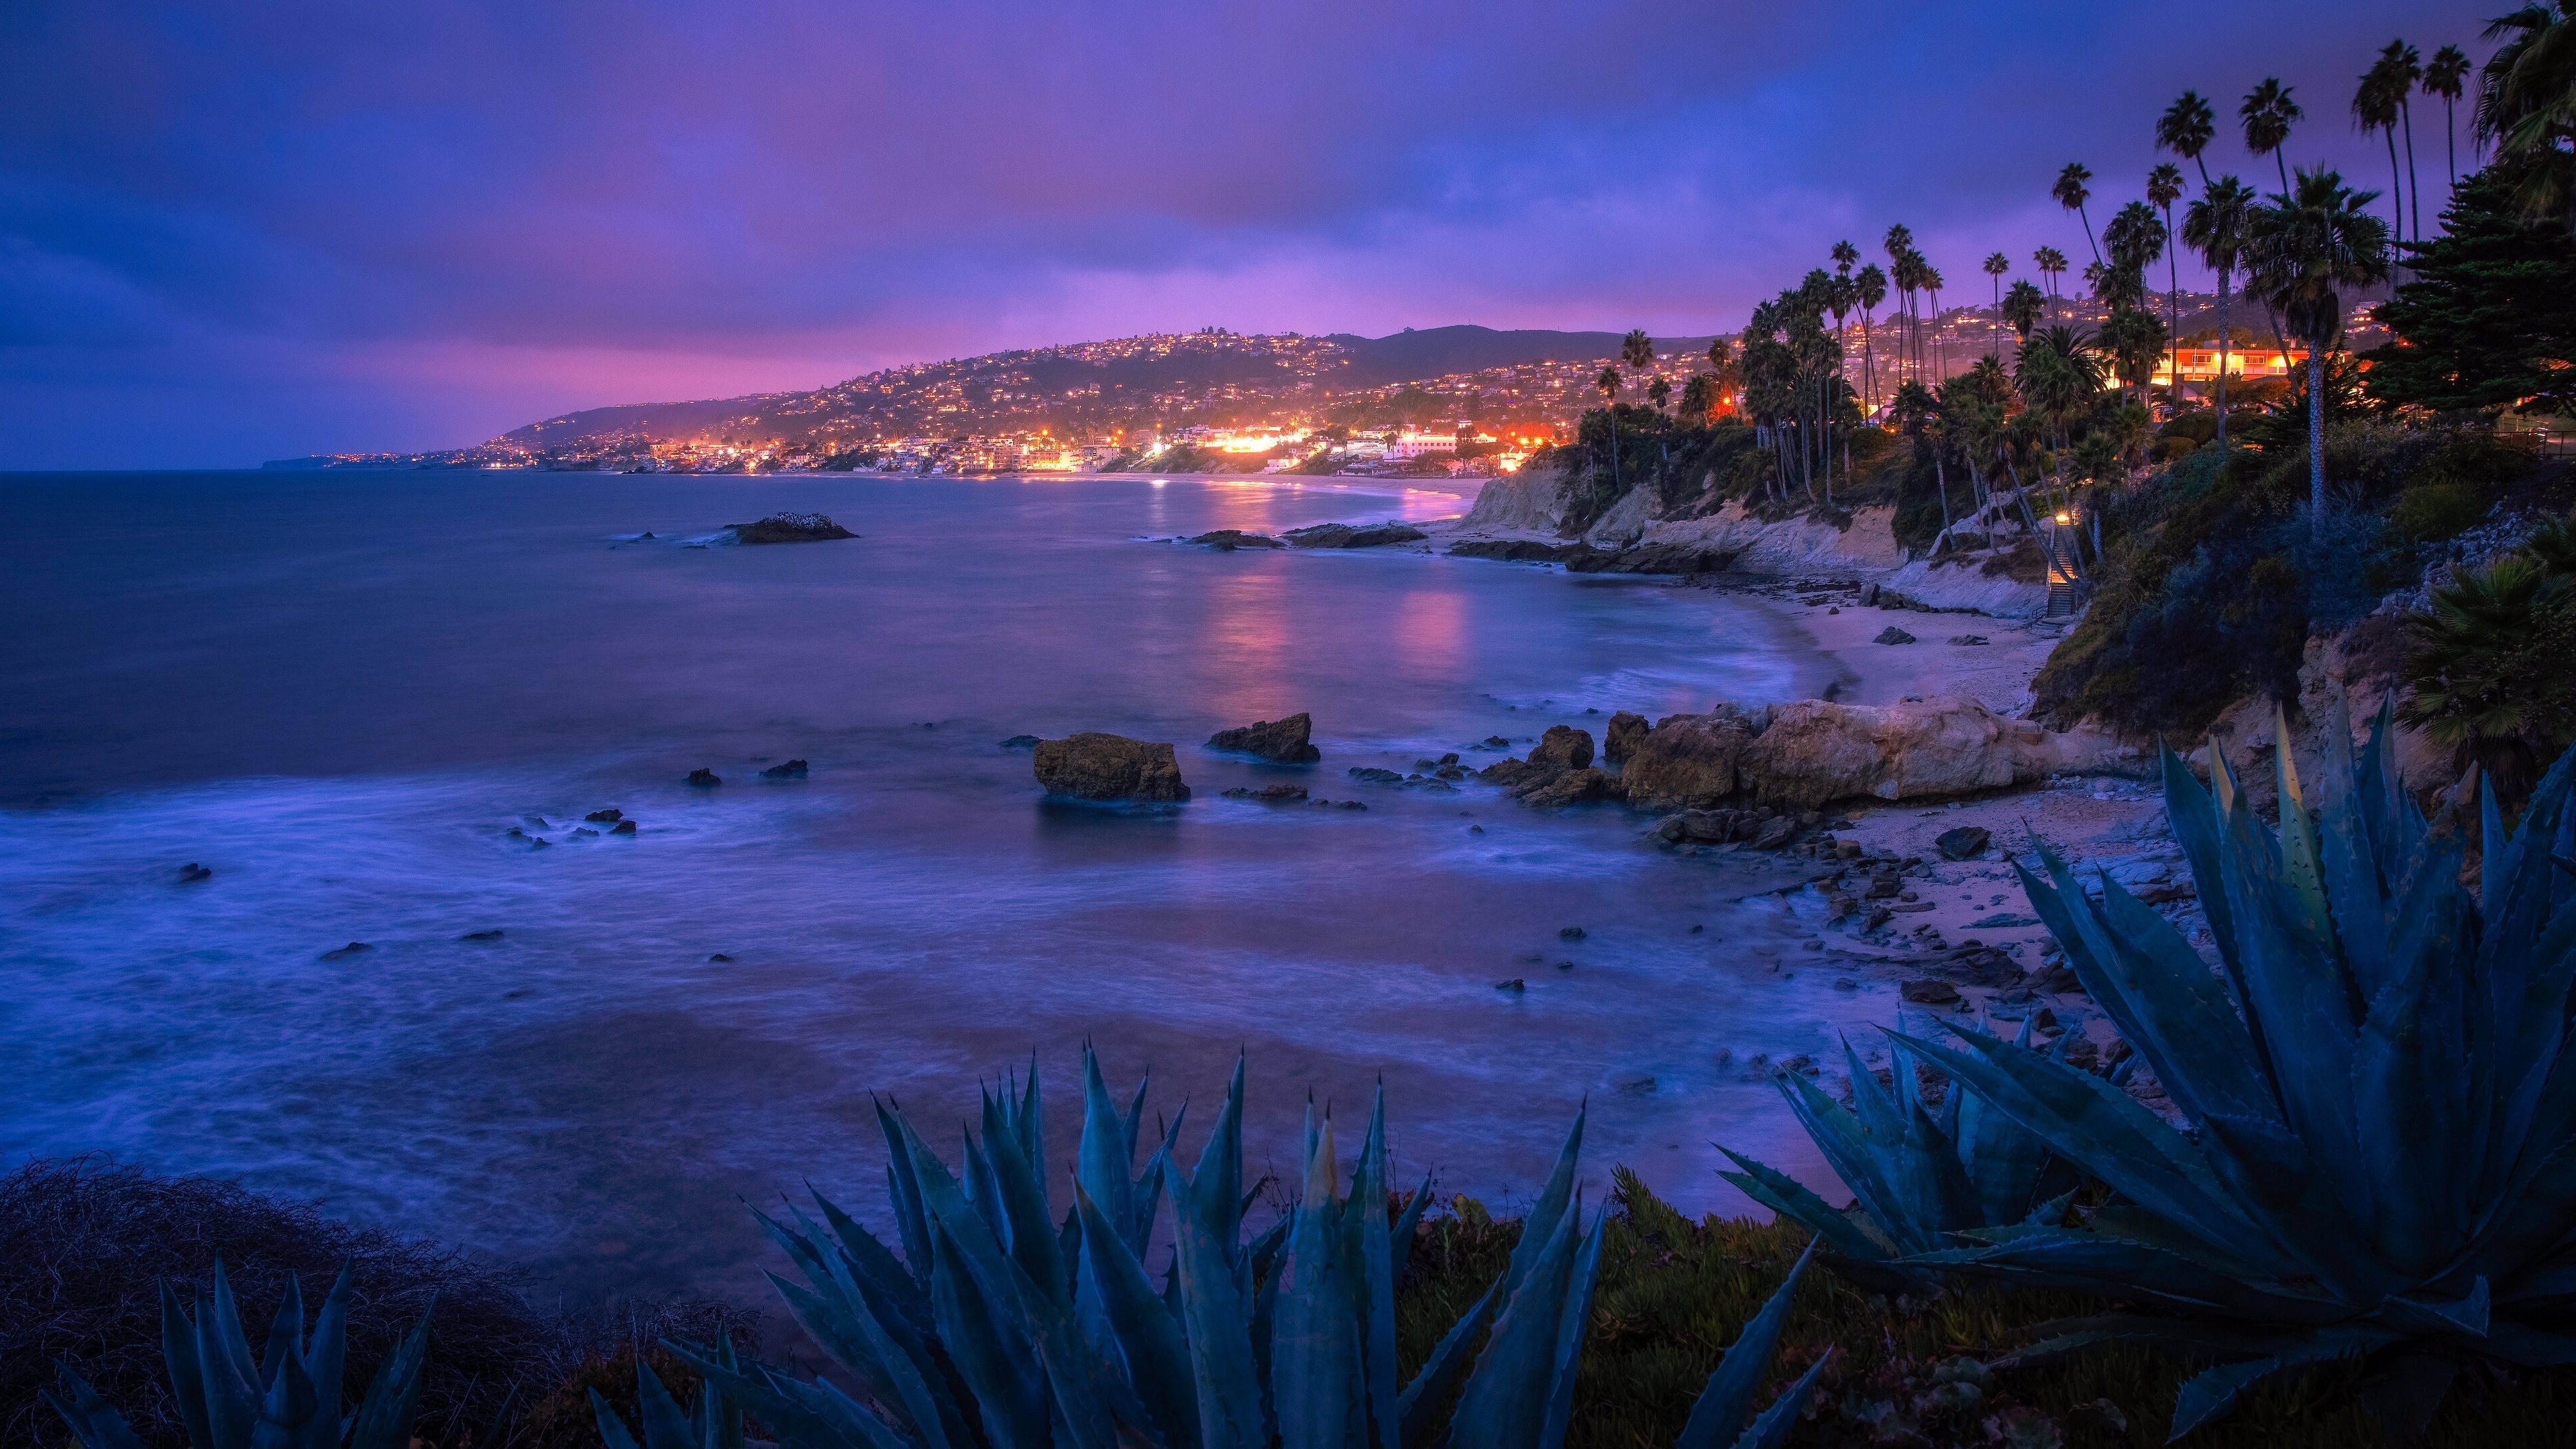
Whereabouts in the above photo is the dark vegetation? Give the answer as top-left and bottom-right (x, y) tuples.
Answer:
(4, 1157), (747, 1449)
(1401, 1177), (2576, 1449)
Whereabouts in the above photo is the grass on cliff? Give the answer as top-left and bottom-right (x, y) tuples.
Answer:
(1403, 1171), (2576, 1449)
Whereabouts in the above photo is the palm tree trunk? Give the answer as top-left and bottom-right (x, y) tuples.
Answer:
(2385, 131), (2406, 256)
(1860, 314), (1876, 410)
(2306, 348), (2326, 528)
(2444, 97), (2457, 184)
(2215, 269), (2232, 448)
(2401, 101), (2420, 241)
(2163, 205), (2179, 414)
(1936, 454), (1951, 530)
(2080, 205), (2101, 265)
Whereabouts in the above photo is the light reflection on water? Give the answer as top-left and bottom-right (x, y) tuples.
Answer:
(0, 470), (1882, 1307)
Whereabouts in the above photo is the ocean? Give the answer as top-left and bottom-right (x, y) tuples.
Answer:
(1, 469), (1877, 1307)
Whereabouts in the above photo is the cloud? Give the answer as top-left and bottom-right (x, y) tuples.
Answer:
(0, 0), (2496, 465)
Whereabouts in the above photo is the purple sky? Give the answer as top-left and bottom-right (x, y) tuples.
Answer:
(1, 1), (2496, 468)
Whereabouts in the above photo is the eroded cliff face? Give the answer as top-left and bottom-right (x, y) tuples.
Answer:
(1458, 463), (1575, 533)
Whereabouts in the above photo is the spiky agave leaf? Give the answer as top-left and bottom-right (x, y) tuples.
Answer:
(1854, 699), (2576, 1439)
(1674, 1241), (1828, 1449)
(1715, 1020), (2079, 1290)
(668, 1059), (1623, 1449)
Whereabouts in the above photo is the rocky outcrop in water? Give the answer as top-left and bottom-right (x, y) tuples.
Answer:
(726, 512), (856, 544)
(1034, 733), (1191, 802)
(1479, 725), (1614, 806)
(1208, 712), (1321, 762)
(1620, 709), (1760, 810)
(1283, 523), (1426, 549)
(1188, 529), (1284, 550)
(1603, 711), (1649, 765)
(1445, 539), (1738, 575)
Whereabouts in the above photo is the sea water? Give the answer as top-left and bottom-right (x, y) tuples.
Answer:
(2, 470), (1882, 1305)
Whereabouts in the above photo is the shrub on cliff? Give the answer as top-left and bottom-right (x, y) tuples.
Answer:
(2400, 513), (2576, 800)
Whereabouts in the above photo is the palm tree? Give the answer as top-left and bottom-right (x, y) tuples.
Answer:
(2355, 50), (2411, 245)
(1982, 252), (2010, 356)
(1924, 264), (1947, 381)
(1621, 328), (1654, 374)
(2157, 90), (2218, 186)
(1647, 375), (1672, 412)
(2053, 162), (2102, 264)
(2383, 40), (2426, 240)
(2182, 175), (2255, 445)
(2101, 201), (2163, 312)
(2242, 167), (2392, 527)
(2241, 77), (2304, 191)
(2426, 43), (2471, 184)
(2147, 162), (2185, 401)
(1854, 263), (1887, 411)
(2034, 246), (2069, 325)
(2002, 280), (2046, 349)
(1706, 336), (1740, 415)
(2015, 323), (2107, 541)
(1883, 225), (1915, 387)
(2476, 3), (2576, 224)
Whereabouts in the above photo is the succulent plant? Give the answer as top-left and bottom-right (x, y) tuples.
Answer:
(1715, 1018), (2100, 1292)
(592, 1341), (745, 1449)
(634, 1050), (1827, 1448)
(45, 1260), (434, 1449)
(1850, 700), (2576, 1439)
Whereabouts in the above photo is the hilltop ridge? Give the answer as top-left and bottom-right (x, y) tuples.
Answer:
(266, 325), (1719, 473)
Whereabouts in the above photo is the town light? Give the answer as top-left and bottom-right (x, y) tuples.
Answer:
(2054, 511), (2072, 524)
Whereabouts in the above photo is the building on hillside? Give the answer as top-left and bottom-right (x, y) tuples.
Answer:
(1386, 429), (1460, 460)
(2150, 345), (2308, 388)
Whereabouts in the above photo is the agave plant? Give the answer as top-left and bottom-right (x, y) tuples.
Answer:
(46, 1260), (435, 1449)
(1846, 700), (2576, 1438)
(1715, 1017), (2106, 1292)
(615, 1049), (1829, 1448)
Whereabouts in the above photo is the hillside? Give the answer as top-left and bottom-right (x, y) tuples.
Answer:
(266, 325), (1721, 471)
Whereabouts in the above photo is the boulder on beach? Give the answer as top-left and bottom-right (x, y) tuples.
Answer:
(1739, 697), (2057, 810)
(1529, 724), (1594, 772)
(1221, 784), (1309, 802)
(1000, 735), (1040, 749)
(760, 759), (810, 779)
(1347, 766), (1404, 784)
(1935, 824), (1992, 860)
(610, 819), (638, 835)
(1619, 709), (1758, 810)
(584, 808), (624, 822)
(1873, 626), (1918, 645)
(1560, 541), (1739, 576)
(1188, 529), (1285, 550)
(686, 767), (722, 787)
(724, 512), (857, 544)
(1208, 712), (1322, 762)
(1281, 522), (1428, 549)
(1033, 733), (1191, 802)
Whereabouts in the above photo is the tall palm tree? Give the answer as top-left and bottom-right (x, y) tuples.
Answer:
(1883, 224), (1915, 387)
(2383, 40), (2425, 240)
(2426, 44), (2472, 185)
(2241, 77), (2304, 191)
(2182, 175), (2256, 445)
(1646, 375), (1672, 413)
(2355, 51), (2412, 245)
(2242, 168), (2392, 527)
(2147, 162), (2185, 402)
(1855, 263), (1887, 411)
(1925, 264), (1947, 381)
(1982, 252), (2010, 356)
(2053, 162), (2102, 264)
(2157, 89), (2218, 186)
(2476, 3), (2576, 224)
(2034, 246), (2069, 325)
(1825, 270), (1855, 400)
